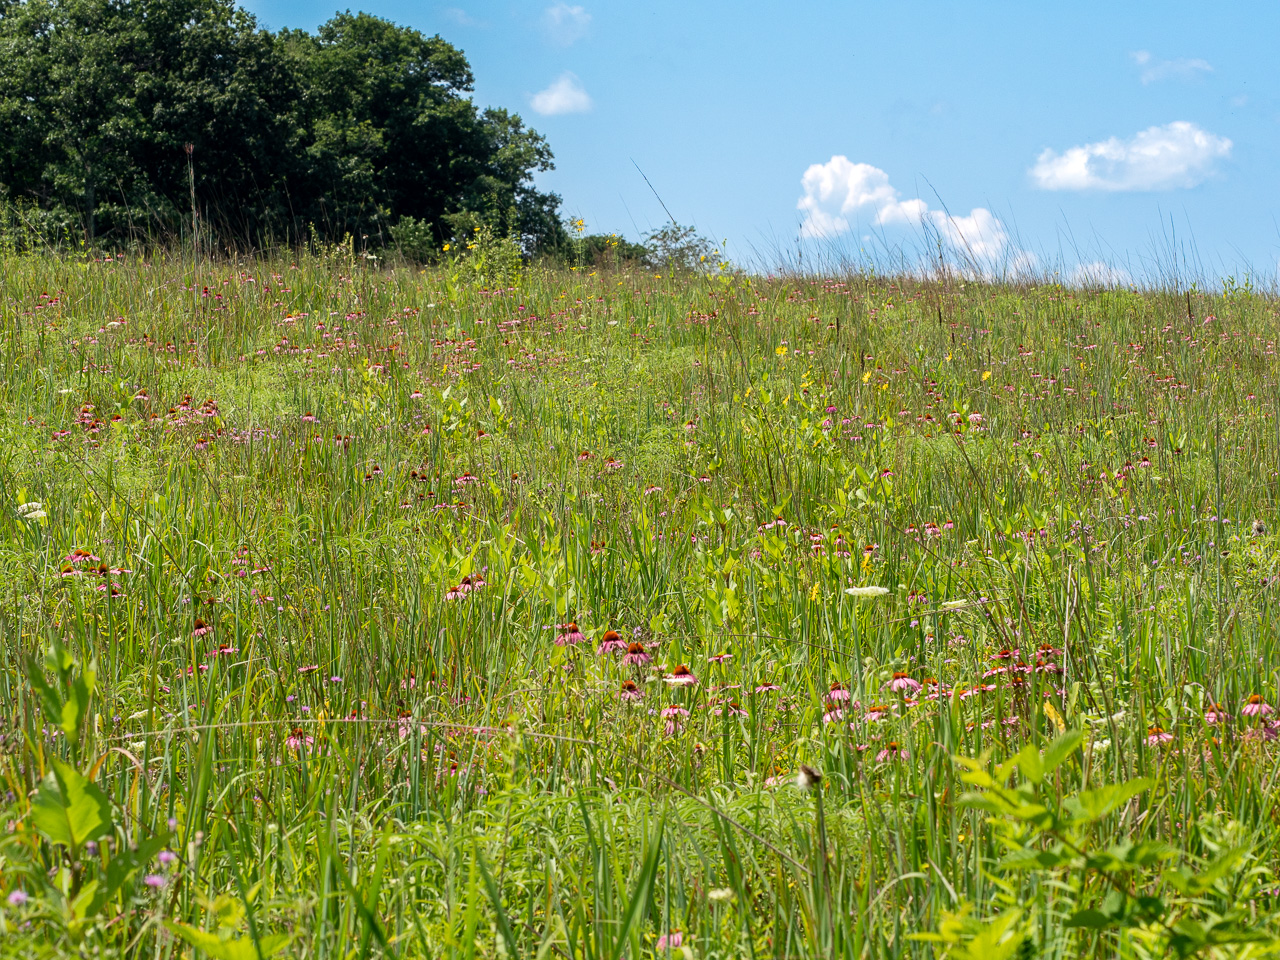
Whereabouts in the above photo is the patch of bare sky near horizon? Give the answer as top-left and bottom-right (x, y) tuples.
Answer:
(1131, 50), (1213, 85)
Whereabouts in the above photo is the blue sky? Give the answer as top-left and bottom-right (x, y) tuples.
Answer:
(243, 0), (1279, 282)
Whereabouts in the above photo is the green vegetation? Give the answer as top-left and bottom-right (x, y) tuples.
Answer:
(0, 0), (564, 253)
(2, 244), (1280, 959)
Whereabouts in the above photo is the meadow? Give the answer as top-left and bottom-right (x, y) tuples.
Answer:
(2, 242), (1280, 959)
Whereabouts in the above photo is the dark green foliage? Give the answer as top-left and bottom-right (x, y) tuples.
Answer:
(0, 0), (566, 252)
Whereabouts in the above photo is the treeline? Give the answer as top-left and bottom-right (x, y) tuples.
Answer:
(0, 0), (570, 255)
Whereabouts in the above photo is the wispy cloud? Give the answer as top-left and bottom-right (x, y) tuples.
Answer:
(796, 155), (1031, 274)
(440, 7), (481, 27)
(1070, 261), (1132, 287)
(530, 72), (592, 115)
(544, 2), (591, 45)
(1131, 51), (1213, 84)
(1031, 121), (1231, 191)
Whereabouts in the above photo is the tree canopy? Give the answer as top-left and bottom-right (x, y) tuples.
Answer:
(0, 0), (567, 253)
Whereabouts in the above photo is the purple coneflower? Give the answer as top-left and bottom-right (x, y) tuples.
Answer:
(1204, 703), (1227, 724)
(656, 931), (683, 950)
(1243, 694), (1274, 717)
(1146, 726), (1174, 746)
(888, 672), (920, 693)
(876, 741), (908, 762)
(191, 618), (212, 638)
(554, 622), (586, 646)
(597, 630), (627, 654)
(622, 641), (651, 666)
(707, 651), (732, 664)
(828, 681), (851, 702)
(620, 680), (644, 702)
(664, 664), (697, 686)
(754, 682), (781, 693)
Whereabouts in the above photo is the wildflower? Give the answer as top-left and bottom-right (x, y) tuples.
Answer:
(821, 702), (845, 724)
(707, 651), (732, 663)
(16, 502), (45, 520)
(555, 622), (586, 646)
(157, 850), (178, 867)
(444, 584), (466, 601)
(845, 585), (889, 597)
(622, 641), (651, 665)
(285, 727), (314, 751)
(7, 889), (29, 906)
(143, 874), (167, 889)
(656, 931), (683, 950)
(754, 682), (781, 693)
(708, 887), (735, 903)
(192, 618), (212, 638)
(597, 629), (627, 654)
(660, 704), (690, 719)
(714, 700), (748, 717)
(65, 547), (100, 565)
(795, 765), (822, 790)
(1146, 726), (1174, 746)
(1242, 694), (1274, 717)
(828, 681), (851, 702)
(664, 664), (697, 686)
(1204, 703), (1227, 724)
(620, 680), (644, 701)
(298, 664), (319, 674)
(864, 704), (892, 722)
(888, 672), (920, 693)
(877, 741), (908, 761)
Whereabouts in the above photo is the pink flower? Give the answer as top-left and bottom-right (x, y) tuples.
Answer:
(888, 672), (920, 693)
(827, 681), (851, 702)
(664, 664), (697, 686)
(707, 652), (732, 664)
(620, 681), (644, 702)
(622, 642), (651, 665)
(754, 682), (781, 693)
(656, 932), (683, 950)
(876, 742), (908, 762)
(597, 630), (628, 654)
(555, 622), (586, 646)
(660, 705), (690, 719)
(1146, 726), (1174, 746)
(1243, 695), (1274, 718)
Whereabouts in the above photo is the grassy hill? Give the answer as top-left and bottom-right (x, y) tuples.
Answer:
(2, 247), (1279, 957)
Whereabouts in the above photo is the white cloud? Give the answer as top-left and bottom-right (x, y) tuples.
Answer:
(1031, 121), (1231, 191)
(544, 2), (591, 45)
(441, 7), (481, 27)
(1131, 51), (1213, 84)
(1070, 261), (1133, 287)
(797, 157), (927, 238)
(530, 72), (592, 115)
(797, 155), (1031, 276)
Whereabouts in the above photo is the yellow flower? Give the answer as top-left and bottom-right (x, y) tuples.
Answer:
(981, 370), (991, 381)
(443, 243), (451, 251)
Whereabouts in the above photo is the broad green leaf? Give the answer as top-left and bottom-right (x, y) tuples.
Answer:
(31, 757), (113, 851)
(1041, 730), (1082, 774)
(1064, 909), (1112, 930)
(163, 922), (289, 960)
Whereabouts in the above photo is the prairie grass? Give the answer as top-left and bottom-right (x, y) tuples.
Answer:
(2, 247), (1280, 958)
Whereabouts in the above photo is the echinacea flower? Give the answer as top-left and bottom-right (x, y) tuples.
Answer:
(660, 704), (690, 719)
(285, 727), (314, 751)
(707, 651), (732, 664)
(192, 618), (211, 638)
(828, 681), (851, 702)
(597, 630), (627, 654)
(1146, 726), (1174, 746)
(888, 672), (920, 693)
(876, 741), (908, 762)
(664, 664), (697, 686)
(622, 641), (651, 665)
(1204, 703), (1227, 724)
(555, 623), (586, 646)
(1242, 694), (1274, 718)
(821, 702), (845, 724)
(714, 700), (748, 717)
(754, 682), (781, 693)
(620, 680), (644, 701)
(656, 931), (683, 950)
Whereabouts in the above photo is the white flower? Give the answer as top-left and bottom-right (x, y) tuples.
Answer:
(17, 502), (46, 520)
(708, 887), (735, 903)
(844, 585), (889, 597)
(941, 599), (968, 609)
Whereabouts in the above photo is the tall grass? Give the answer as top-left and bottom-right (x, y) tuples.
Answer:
(1, 246), (1279, 957)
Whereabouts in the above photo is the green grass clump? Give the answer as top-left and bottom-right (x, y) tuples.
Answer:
(3, 249), (1280, 958)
